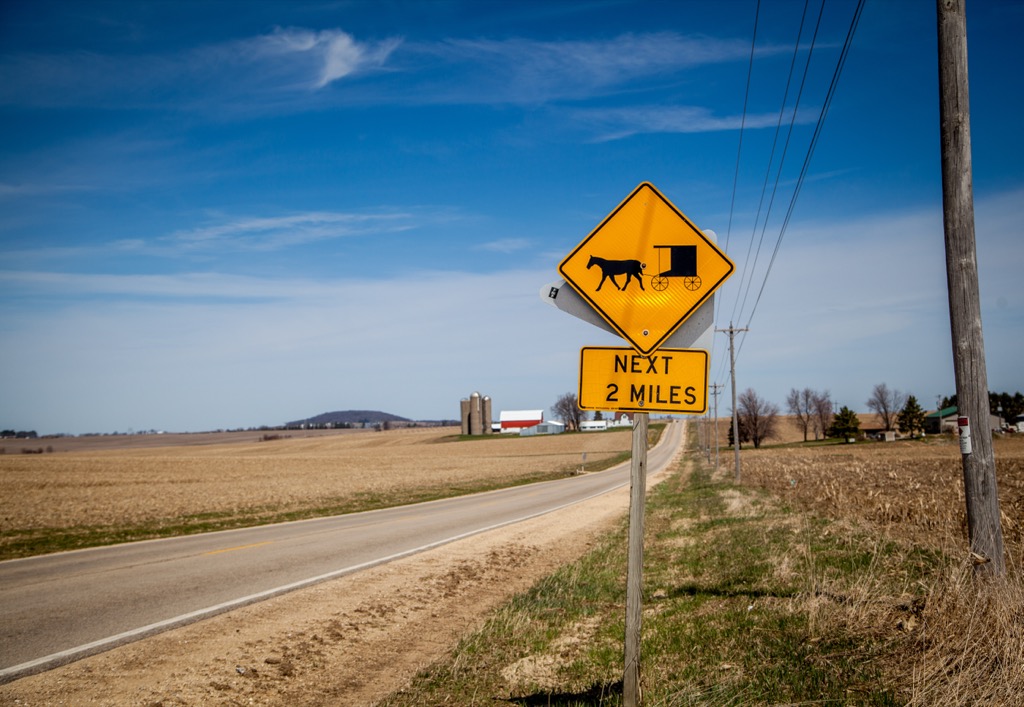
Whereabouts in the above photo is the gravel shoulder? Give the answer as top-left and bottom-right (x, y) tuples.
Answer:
(0, 439), (680, 706)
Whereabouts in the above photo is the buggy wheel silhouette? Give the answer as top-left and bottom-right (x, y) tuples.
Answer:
(651, 276), (669, 291)
(683, 276), (702, 291)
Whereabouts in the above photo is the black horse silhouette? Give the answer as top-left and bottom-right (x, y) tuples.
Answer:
(587, 255), (646, 291)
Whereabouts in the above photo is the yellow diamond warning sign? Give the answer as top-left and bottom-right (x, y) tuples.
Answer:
(558, 182), (734, 355)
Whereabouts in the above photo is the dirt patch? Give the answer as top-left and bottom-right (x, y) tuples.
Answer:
(0, 487), (633, 706)
(500, 616), (606, 692)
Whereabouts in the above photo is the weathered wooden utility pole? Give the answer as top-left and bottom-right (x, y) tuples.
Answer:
(936, 0), (1005, 575)
(711, 382), (724, 473)
(623, 412), (648, 707)
(717, 323), (748, 482)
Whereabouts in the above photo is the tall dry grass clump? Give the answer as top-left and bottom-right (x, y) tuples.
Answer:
(742, 435), (1024, 704)
(908, 559), (1024, 705)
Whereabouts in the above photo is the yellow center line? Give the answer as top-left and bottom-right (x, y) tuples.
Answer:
(203, 541), (274, 556)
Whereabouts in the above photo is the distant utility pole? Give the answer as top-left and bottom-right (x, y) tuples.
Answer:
(716, 323), (748, 482)
(937, 0), (1005, 575)
(703, 409), (711, 463)
(711, 383), (725, 472)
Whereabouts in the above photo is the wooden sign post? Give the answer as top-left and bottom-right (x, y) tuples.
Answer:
(623, 412), (648, 706)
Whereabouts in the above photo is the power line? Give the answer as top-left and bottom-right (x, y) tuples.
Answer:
(741, 0), (865, 336)
(715, 0), (760, 389)
(733, 0), (819, 325)
(723, 0), (762, 260)
(730, 0), (867, 367)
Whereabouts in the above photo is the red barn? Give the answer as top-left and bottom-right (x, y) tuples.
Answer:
(499, 410), (543, 433)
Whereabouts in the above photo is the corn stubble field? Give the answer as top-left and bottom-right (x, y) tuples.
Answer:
(739, 435), (1024, 704)
(0, 426), (634, 559)
(742, 434), (1024, 555)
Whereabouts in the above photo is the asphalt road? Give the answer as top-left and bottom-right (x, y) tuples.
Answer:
(0, 421), (683, 683)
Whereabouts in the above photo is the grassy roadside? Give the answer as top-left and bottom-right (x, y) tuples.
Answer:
(0, 425), (662, 561)
(378, 427), (962, 706)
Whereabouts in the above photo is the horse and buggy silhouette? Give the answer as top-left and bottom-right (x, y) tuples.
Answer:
(586, 244), (701, 293)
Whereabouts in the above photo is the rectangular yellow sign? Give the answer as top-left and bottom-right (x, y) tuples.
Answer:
(578, 346), (708, 414)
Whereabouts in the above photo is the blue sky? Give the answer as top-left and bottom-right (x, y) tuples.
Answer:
(1, 0), (1021, 435)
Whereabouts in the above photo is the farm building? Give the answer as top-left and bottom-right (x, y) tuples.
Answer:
(924, 406), (958, 435)
(459, 391), (492, 436)
(924, 406), (1002, 435)
(610, 413), (634, 427)
(499, 410), (544, 433)
(580, 413), (633, 431)
(520, 420), (565, 436)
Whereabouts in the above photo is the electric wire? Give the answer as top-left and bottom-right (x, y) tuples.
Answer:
(723, 0), (761, 260)
(715, 0), (761, 388)
(733, 0), (866, 364)
(728, 0), (814, 328)
(715, 0), (865, 388)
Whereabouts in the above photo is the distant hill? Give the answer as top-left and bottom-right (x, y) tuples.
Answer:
(285, 410), (411, 428)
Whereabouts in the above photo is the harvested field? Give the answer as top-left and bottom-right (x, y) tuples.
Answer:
(741, 433), (1024, 556)
(0, 426), (636, 558)
(739, 433), (1024, 705)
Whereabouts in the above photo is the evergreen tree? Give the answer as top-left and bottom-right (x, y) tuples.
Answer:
(897, 395), (926, 438)
(828, 406), (860, 439)
(990, 391), (1024, 422)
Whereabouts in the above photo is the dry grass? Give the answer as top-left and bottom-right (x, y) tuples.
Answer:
(741, 434), (1024, 705)
(741, 434), (1024, 552)
(0, 426), (634, 555)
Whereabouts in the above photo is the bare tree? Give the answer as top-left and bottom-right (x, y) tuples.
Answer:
(552, 392), (582, 432)
(786, 388), (814, 442)
(737, 388), (780, 449)
(811, 390), (833, 440)
(866, 383), (907, 431)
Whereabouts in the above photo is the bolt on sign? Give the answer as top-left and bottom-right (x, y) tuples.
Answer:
(558, 182), (734, 356)
(577, 347), (708, 415)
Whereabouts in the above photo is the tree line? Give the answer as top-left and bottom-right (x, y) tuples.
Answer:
(552, 385), (1023, 449)
(0, 430), (38, 439)
(730, 383), (1023, 448)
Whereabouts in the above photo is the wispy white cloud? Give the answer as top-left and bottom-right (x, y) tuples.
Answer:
(0, 28), (777, 114)
(0, 269), (405, 301)
(0, 27), (401, 111)
(475, 238), (531, 254)
(235, 28), (402, 90)
(410, 32), (785, 105)
(565, 105), (818, 142)
(0, 182), (94, 197)
(440, 32), (747, 80)
(2, 209), (435, 266)
(166, 211), (419, 251)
